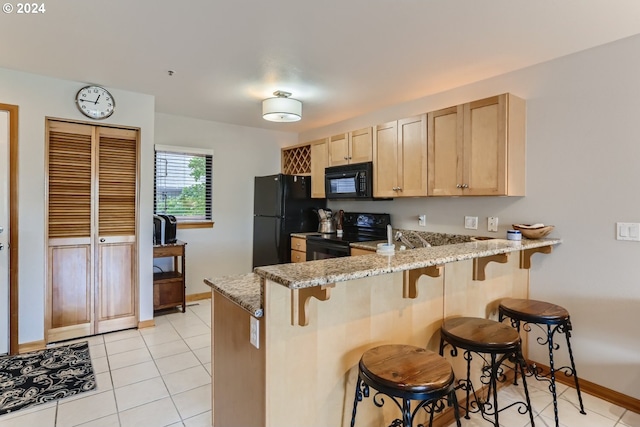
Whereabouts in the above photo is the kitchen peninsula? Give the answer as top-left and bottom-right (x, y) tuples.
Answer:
(205, 237), (560, 427)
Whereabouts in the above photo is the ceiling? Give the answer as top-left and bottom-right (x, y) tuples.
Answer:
(2, 0), (640, 132)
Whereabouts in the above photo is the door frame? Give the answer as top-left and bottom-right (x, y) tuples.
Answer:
(0, 103), (18, 355)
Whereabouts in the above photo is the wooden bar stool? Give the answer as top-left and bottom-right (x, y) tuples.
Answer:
(439, 317), (535, 427)
(499, 298), (586, 427)
(350, 344), (461, 427)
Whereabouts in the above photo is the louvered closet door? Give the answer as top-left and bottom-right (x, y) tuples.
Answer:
(95, 126), (138, 333)
(46, 121), (93, 343)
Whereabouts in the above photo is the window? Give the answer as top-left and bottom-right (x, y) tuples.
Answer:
(154, 145), (213, 225)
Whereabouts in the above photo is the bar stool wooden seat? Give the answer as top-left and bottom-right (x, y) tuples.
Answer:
(499, 298), (586, 427)
(350, 344), (461, 427)
(439, 317), (535, 427)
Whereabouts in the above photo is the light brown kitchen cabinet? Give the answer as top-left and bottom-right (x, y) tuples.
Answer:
(45, 120), (139, 343)
(373, 115), (427, 198)
(291, 237), (307, 263)
(281, 142), (311, 175)
(310, 138), (329, 198)
(350, 247), (375, 256)
(328, 127), (373, 166)
(428, 93), (525, 196)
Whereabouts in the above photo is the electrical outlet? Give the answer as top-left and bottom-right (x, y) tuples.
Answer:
(465, 216), (478, 230)
(488, 217), (499, 232)
(418, 214), (426, 227)
(250, 316), (260, 348)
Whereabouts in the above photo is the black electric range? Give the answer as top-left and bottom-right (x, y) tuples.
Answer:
(306, 212), (391, 260)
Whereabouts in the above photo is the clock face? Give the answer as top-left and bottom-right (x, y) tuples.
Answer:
(75, 85), (115, 119)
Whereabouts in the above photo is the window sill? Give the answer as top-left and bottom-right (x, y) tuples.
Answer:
(177, 221), (215, 230)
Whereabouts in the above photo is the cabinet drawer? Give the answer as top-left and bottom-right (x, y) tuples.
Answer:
(291, 250), (306, 263)
(153, 245), (184, 258)
(291, 237), (307, 252)
(153, 280), (184, 309)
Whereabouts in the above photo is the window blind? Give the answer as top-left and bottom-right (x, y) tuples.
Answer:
(154, 146), (213, 221)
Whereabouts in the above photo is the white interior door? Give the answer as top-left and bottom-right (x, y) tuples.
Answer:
(0, 111), (8, 355)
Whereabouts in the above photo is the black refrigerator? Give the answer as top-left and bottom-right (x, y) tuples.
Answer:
(252, 174), (325, 268)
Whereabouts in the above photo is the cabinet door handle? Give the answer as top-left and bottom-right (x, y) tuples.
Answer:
(99, 238), (106, 243)
(397, 187), (402, 191)
(344, 156), (348, 160)
(462, 184), (469, 188)
(456, 184), (462, 188)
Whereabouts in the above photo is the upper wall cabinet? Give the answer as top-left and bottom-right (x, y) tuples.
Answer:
(310, 138), (329, 198)
(328, 127), (373, 167)
(373, 114), (427, 198)
(281, 143), (311, 175)
(427, 93), (525, 196)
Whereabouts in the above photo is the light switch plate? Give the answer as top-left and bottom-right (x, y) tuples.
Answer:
(616, 222), (640, 241)
(418, 215), (426, 227)
(250, 316), (260, 348)
(465, 216), (478, 230)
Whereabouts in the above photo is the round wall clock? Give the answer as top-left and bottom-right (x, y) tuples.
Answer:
(75, 85), (115, 119)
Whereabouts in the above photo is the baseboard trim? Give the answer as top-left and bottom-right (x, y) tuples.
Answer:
(533, 361), (640, 414)
(138, 319), (156, 329)
(18, 340), (46, 354)
(186, 292), (211, 302)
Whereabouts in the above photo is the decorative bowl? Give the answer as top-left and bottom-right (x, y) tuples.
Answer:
(512, 224), (555, 239)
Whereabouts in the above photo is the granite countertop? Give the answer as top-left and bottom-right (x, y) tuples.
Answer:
(254, 238), (561, 289)
(350, 231), (485, 252)
(293, 229), (489, 249)
(207, 234), (561, 317)
(204, 273), (263, 318)
(291, 232), (322, 239)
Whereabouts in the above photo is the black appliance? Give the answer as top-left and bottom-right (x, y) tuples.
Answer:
(153, 214), (177, 245)
(252, 174), (325, 268)
(306, 212), (391, 261)
(325, 161), (374, 200)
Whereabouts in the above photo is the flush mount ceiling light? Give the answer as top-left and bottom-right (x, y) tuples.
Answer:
(262, 90), (302, 122)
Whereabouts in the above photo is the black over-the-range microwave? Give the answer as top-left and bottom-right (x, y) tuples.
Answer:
(324, 161), (374, 199)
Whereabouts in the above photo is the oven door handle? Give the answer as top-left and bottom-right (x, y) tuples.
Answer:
(307, 240), (350, 252)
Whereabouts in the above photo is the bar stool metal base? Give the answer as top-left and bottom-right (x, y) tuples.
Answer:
(350, 345), (461, 427)
(439, 317), (536, 427)
(499, 298), (586, 427)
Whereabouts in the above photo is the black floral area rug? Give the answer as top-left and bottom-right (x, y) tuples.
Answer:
(0, 341), (95, 415)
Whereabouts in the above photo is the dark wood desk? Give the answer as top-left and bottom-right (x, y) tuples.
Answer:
(153, 240), (186, 313)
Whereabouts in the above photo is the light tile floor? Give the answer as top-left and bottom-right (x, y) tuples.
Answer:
(445, 372), (639, 427)
(0, 300), (213, 427)
(0, 298), (637, 427)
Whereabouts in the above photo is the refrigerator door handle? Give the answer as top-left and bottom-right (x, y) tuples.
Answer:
(275, 217), (281, 255)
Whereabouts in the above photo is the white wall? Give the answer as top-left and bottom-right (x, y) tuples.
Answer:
(154, 113), (296, 295)
(300, 35), (640, 398)
(0, 67), (156, 343)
